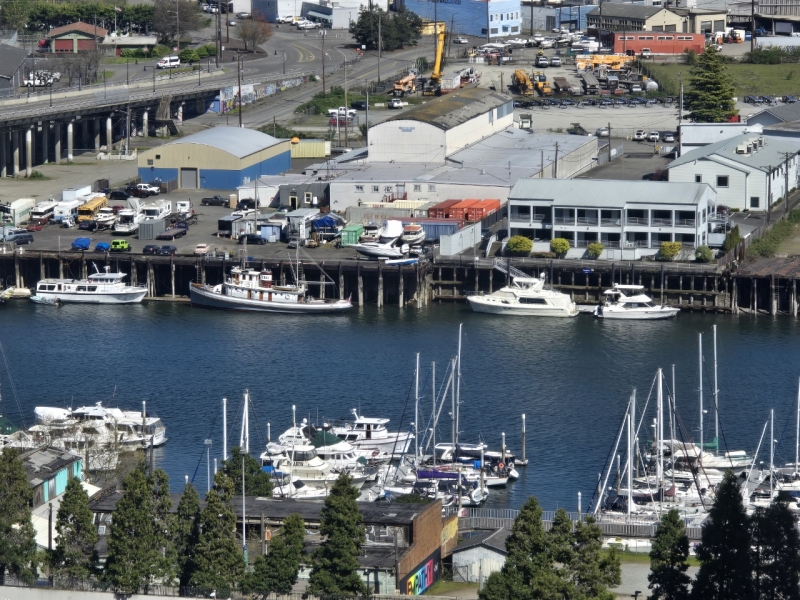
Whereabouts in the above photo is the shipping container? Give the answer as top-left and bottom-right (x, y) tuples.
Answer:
(62, 186), (92, 201)
(466, 199), (502, 221)
(412, 201), (439, 218)
(386, 200), (431, 210)
(260, 224), (283, 242)
(341, 224), (365, 247)
(290, 139), (328, 159)
(345, 207), (413, 223)
(428, 199), (461, 219)
(449, 199), (480, 221)
(231, 220), (257, 239)
(139, 219), (166, 241)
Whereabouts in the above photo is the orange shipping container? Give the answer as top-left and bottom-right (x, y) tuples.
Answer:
(428, 199), (461, 219)
(449, 199), (480, 221)
(466, 199), (502, 221)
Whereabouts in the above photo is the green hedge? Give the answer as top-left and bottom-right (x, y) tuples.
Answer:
(746, 211), (800, 259)
(550, 238), (570, 256)
(587, 242), (604, 259)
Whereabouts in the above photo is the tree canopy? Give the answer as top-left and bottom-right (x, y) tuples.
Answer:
(238, 15), (272, 52)
(750, 493), (800, 600)
(174, 482), (201, 587)
(649, 509), (690, 600)
(349, 7), (422, 51)
(152, 0), (204, 43)
(50, 477), (98, 583)
(220, 446), (273, 497)
(686, 47), (737, 123)
(25, 3), (154, 33)
(244, 513), (306, 598)
(0, 448), (37, 585)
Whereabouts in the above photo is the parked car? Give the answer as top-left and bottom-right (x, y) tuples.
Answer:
(7, 232), (33, 245)
(108, 189), (130, 200)
(26, 223), (43, 232)
(194, 243), (210, 255)
(388, 98), (404, 109)
(110, 239), (131, 252)
(111, 205), (126, 214)
(227, 19), (236, 26)
(595, 127), (609, 137)
(350, 100), (367, 110)
(641, 48), (652, 57)
(142, 244), (160, 254)
(496, 229), (508, 242)
(662, 132), (675, 143)
(550, 56), (562, 67)
(744, 95), (762, 104)
(784, 95), (798, 103)
(61, 216), (75, 228)
(453, 36), (469, 44)
(632, 130), (646, 141)
(648, 131), (660, 142)
(235, 11), (251, 18)
(136, 183), (160, 195)
(157, 245), (177, 255)
(297, 20), (319, 29)
(71, 237), (91, 251)
(78, 220), (97, 232)
(755, 27), (767, 36)
(95, 242), (110, 252)
(236, 199), (256, 210)
(239, 233), (267, 245)
(201, 195), (228, 206)
(536, 56), (549, 67)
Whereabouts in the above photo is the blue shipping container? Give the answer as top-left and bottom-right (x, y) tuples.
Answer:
(260, 224), (282, 242)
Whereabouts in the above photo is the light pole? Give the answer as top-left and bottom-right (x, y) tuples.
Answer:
(321, 29), (326, 93)
(48, 82), (52, 107)
(126, 57), (129, 85)
(204, 438), (213, 492)
(283, 51), (286, 74)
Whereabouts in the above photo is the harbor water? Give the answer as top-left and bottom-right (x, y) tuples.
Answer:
(4, 301), (800, 511)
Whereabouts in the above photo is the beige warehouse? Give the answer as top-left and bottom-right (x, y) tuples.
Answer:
(138, 127), (291, 190)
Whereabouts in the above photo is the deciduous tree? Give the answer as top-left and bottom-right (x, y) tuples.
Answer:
(50, 477), (98, 582)
(220, 446), (273, 497)
(238, 15), (272, 52)
(152, 0), (204, 44)
(750, 493), (800, 600)
(0, 448), (37, 585)
(692, 470), (751, 600)
(349, 7), (422, 51)
(1, 0), (32, 32)
(244, 513), (306, 597)
(307, 472), (367, 597)
(648, 509), (690, 600)
(685, 47), (737, 123)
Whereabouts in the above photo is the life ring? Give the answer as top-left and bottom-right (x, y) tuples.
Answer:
(499, 462), (505, 470)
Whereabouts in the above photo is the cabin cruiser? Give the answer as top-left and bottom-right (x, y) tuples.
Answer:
(259, 443), (368, 488)
(190, 267), (352, 313)
(33, 265), (147, 304)
(94, 207), (117, 229)
(325, 409), (414, 458)
(401, 223), (426, 245)
(351, 221), (409, 259)
(467, 274), (578, 317)
(114, 199), (143, 234)
(594, 285), (679, 320)
(271, 474), (330, 498)
(360, 222), (384, 243)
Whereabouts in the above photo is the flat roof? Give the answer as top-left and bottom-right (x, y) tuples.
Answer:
(667, 133), (800, 171)
(20, 446), (80, 486)
(0, 43), (26, 80)
(384, 88), (511, 132)
(586, 4), (663, 19)
(764, 120), (800, 133)
(509, 178), (713, 207)
(161, 126), (284, 160)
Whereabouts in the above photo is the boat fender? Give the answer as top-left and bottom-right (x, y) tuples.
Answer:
(498, 462), (505, 470)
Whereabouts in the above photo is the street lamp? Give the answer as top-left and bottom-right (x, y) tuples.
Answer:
(126, 56), (129, 85)
(283, 51), (286, 75)
(48, 81), (52, 107)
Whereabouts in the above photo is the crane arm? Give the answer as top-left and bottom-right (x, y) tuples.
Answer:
(431, 26), (445, 83)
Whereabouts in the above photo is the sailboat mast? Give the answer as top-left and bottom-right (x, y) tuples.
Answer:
(455, 324), (462, 448)
(432, 362), (436, 469)
(415, 353), (420, 461)
(657, 368), (663, 489)
(627, 406), (632, 517)
(671, 365), (676, 490)
(223, 397), (228, 461)
(713, 324), (719, 452)
(451, 357), (456, 456)
(796, 377), (799, 476)
(699, 334), (704, 454)
(632, 388), (637, 478)
(770, 408), (775, 498)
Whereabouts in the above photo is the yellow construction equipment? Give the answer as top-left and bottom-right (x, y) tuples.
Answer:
(512, 69), (534, 96)
(393, 74), (417, 96)
(423, 23), (446, 96)
(575, 54), (635, 71)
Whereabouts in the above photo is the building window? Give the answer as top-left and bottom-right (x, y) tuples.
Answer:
(511, 26), (519, 32)
(413, 184), (421, 192)
(750, 196), (760, 208)
(355, 185), (364, 192)
(155, 154), (161, 159)
(372, 185), (379, 192)
(695, 175), (702, 183)
(147, 159), (154, 166)
(428, 184), (436, 192)
(491, 28), (498, 34)
(716, 175), (729, 188)
(304, 192), (312, 204)
(384, 186), (392, 193)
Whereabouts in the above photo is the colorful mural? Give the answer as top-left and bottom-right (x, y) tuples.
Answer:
(209, 76), (308, 114)
(400, 548), (441, 596)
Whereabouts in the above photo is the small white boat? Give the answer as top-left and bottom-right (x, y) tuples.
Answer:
(401, 223), (426, 245)
(467, 274), (578, 317)
(351, 240), (409, 259)
(379, 220), (404, 243)
(326, 409), (414, 458)
(594, 285), (679, 320)
(30, 295), (62, 306)
(1, 286), (32, 300)
(360, 222), (384, 243)
(114, 199), (143, 234)
(94, 207), (117, 229)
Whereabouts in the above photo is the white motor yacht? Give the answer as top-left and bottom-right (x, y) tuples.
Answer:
(33, 265), (147, 304)
(594, 285), (679, 320)
(326, 409), (414, 458)
(468, 274), (578, 317)
(141, 200), (172, 221)
(94, 207), (117, 229)
(259, 444), (368, 488)
(352, 221), (409, 259)
(114, 199), (143, 234)
(271, 474), (331, 498)
(401, 223), (426, 245)
(360, 222), (384, 243)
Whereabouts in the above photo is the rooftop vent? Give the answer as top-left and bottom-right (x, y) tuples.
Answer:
(736, 144), (749, 155)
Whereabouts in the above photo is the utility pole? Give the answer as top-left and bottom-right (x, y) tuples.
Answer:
(344, 58), (348, 147)
(608, 122), (612, 163)
(768, 165), (773, 227)
(125, 104), (131, 156)
(378, 14), (381, 83)
(216, 1), (221, 67)
(486, 0), (490, 44)
(237, 52), (243, 128)
(321, 29), (326, 94)
(785, 152), (792, 216)
(751, 0), (756, 53)
(554, 141), (559, 177)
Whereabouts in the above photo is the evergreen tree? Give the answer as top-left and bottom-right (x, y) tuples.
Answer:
(174, 482), (201, 587)
(569, 516), (621, 600)
(692, 470), (751, 600)
(0, 448), (37, 585)
(750, 493), (800, 600)
(480, 497), (564, 600)
(685, 46), (737, 123)
(147, 469), (176, 582)
(307, 473), (368, 597)
(190, 472), (245, 595)
(349, 6), (422, 51)
(244, 513), (306, 598)
(50, 477), (98, 582)
(648, 509), (690, 600)
(220, 446), (273, 497)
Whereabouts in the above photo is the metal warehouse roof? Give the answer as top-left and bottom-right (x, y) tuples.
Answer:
(667, 133), (800, 171)
(509, 179), (711, 207)
(0, 43), (27, 81)
(749, 104), (800, 124)
(586, 4), (664, 19)
(162, 126), (284, 159)
(385, 88), (511, 131)
(453, 528), (511, 555)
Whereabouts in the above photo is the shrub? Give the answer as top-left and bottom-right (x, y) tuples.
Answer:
(151, 44), (172, 59)
(532, 251), (557, 258)
(723, 225), (742, 253)
(27, 170), (46, 180)
(179, 49), (200, 64)
(587, 242), (604, 258)
(658, 241), (682, 261)
(195, 45), (209, 59)
(550, 238), (570, 256)
(507, 235), (532, 255)
(746, 218), (797, 259)
(695, 245), (713, 262)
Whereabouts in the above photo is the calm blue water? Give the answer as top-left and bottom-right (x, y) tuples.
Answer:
(2, 301), (800, 511)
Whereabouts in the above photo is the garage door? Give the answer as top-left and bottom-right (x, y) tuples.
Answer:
(180, 168), (198, 189)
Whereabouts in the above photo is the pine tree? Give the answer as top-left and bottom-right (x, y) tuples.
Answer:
(685, 47), (737, 123)
(221, 446), (273, 497)
(190, 472), (245, 595)
(692, 470), (751, 600)
(50, 477), (98, 583)
(149, 469), (176, 582)
(750, 493), (800, 600)
(0, 448), (37, 585)
(648, 508), (690, 600)
(244, 513), (306, 598)
(174, 483), (201, 587)
(570, 516), (621, 600)
(307, 473), (368, 597)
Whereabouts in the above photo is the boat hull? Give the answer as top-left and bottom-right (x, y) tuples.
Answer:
(190, 283), (352, 313)
(468, 296), (578, 317)
(34, 289), (146, 304)
(594, 307), (680, 320)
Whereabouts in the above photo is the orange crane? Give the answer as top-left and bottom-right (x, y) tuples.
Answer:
(393, 74), (417, 96)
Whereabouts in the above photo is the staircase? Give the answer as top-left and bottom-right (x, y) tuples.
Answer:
(492, 258), (528, 279)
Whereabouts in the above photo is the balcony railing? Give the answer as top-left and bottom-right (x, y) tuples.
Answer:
(600, 218), (621, 226)
(576, 216), (599, 225)
(510, 212), (532, 221)
(675, 219), (696, 227)
(532, 214), (547, 221)
(601, 240), (621, 248)
(624, 240), (650, 248)
(575, 239), (599, 248)
(554, 217), (575, 225)
(650, 217), (673, 226)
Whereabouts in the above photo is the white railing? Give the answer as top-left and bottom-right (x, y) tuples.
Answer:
(600, 218), (620, 226)
(576, 217), (599, 225)
(626, 217), (649, 226)
(650, 217), (673, 226)
(554, 217), (574, 225)
(675, 219), (696, 227)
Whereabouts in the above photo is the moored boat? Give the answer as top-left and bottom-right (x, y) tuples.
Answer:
(594, 285), (679, 320)
(33, 265), (146, 304)
(401, 223), (426, 245)
(468, 274), (578, 317)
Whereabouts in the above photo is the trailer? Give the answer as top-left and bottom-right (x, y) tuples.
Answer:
(552, 77), (571, 94)
(217, 215), (242, 237)
(156, 223), (189, 240)
(0, 198), (35, 226)
(581, 71), (600, 95)
(30, 200), (59, 224)
(53, 199), (82, 223)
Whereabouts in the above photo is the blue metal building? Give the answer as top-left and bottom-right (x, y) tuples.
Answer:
(396, 0), (522, 38)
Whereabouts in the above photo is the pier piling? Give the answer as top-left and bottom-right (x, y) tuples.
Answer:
(377, 261), (383, 308)
(357, 264), (364, 306)
(171, 256), (175, 298)
(398, 266), (404, 307)
(339, 266), (344, 301)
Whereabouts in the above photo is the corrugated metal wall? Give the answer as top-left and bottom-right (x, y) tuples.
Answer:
(440, 222), (481, 256)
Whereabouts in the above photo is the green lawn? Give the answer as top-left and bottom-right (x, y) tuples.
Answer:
(426, 579), (478, 595)
(646, 63), (800, 98)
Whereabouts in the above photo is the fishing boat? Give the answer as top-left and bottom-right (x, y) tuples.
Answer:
(326, 409), (414, 457)
(467, 274), (578, 317)
(594, 285), (679, 320)
(189, 266), (352, 313)
(401, 223), (426, 245)
(33, 265), (146, 304)
(351, 221), (409, 259)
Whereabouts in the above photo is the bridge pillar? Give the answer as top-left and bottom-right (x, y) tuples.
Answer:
(106, 117), (113, 153)
(25, 126), (32, 177)
(42, 121), (49, 164)
(81, 118), (88, 152)
(94, 118), (101, 151)
(67, 121), (73, 162)
(142, 111), (149, 137)
(12, 129), (19, 176)
(54, 122), (62, 164)
(0, 131), (6, 178)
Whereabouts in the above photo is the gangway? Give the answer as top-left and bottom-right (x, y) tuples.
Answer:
(492, 258), (529, 279)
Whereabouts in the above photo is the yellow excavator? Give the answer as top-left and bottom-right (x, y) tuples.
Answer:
(393, 74), (417, 96)
(512, 69), (533, 95)
(423, 23), (445, 96)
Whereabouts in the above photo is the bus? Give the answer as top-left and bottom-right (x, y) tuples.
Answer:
(77, 195), (108, 223)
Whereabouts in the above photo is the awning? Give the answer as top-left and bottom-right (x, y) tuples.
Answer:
(307, 10), (333, 21)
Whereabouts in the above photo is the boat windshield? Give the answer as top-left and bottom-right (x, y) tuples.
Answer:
(293, 450), (317, 461)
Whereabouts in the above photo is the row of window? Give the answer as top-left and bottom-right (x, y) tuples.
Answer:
(355, 184), (434, 193)
(490, 11), (519, 21)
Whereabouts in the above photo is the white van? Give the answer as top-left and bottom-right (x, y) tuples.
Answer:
(157, 56), (180, 69)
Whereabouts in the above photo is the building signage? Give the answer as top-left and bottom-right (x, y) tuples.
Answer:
(399, 127), (415, 133)
(399, 548), (441, 595)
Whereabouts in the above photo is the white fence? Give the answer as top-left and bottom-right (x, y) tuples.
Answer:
(440, 223), (482, 256)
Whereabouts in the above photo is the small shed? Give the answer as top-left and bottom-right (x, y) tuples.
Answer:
(47, 21), (109, 53)
(451, 528), (510, 583)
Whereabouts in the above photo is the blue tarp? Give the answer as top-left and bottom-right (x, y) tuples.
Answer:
(71, 238), (91, 250)
(313, 215), (338, 229)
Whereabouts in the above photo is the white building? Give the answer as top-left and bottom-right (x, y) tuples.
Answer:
(667, 133), (800, 211)
(678, 122), (761, 156)
(508, 179), (716, 259)
(451, 528), (510, 584)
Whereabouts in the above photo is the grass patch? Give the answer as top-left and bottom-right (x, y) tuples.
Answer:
(101, 57), (140, 64)
(426, 579), (478, 594)
(748, 209), (800, 258)
(614, 549), (700, 566)
(25, 170), (50, 180)
(647, 63), (800, 98)
(296, 86), (421, 114)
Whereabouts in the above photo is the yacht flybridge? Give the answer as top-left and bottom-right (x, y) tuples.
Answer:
(594, 285), (679, 320)
(467, 274), (578, 317)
